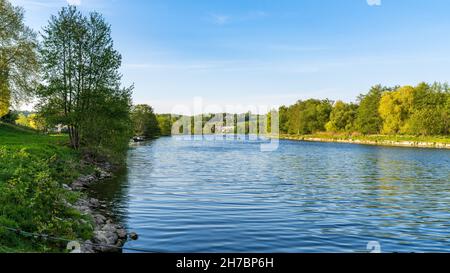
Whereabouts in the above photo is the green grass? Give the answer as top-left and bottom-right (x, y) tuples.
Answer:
(0, 122), (94, 253)
(0, 122), (67, 145)
(278, 132), (450, 145)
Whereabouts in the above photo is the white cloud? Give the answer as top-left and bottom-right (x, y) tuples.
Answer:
(66, 0), (81, 6)
(210, 14), (231, 25)
(367, 0), (381, 6)
(208, 11), (268, 26)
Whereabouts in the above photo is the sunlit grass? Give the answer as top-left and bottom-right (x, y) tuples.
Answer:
(0, 122), (94, 252)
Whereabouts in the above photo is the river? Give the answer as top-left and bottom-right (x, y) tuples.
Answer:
(89, 136), (450, 253)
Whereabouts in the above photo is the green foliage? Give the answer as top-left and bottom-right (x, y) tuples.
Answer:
(378, 83), (449, 136)
(355, 85), (386, 134)
(157, 114), (173, 136)
(131, 104), (160, 138)
(278, 83), (449, 138)
(0, 110), (18, 123)
(37, 6), (132, 164)
(0, 123), (93, 252)
(278, 106), (289, 134)
(15, 112), (28, 127)
(280, 132), (450, 144)
(8, 112), (47, 131)
(406, 108), (445, 136)
(78, 86), (133, 164)
(0, 0), (39, 114)
(0, 81), (9, 118)
(445, 95), (450, 134)
(379, 85), (415, 134)
(325, 101), (358, 133)
(286, 99), (333, 134)
(402, 82), (449, 135)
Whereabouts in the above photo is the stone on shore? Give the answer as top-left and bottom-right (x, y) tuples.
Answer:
(68, 162), (128, 253)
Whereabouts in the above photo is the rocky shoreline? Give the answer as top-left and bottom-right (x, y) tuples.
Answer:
(277, 135), (450, 149)
(66, 162), (129, 253)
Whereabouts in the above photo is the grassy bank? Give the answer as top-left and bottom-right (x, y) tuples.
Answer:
(0, 122), (94, 252)
(277, 133), (450, 149)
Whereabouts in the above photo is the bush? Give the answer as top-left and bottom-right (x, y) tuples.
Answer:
(0, 147), (92, 252)
(0, 111), (18, 124)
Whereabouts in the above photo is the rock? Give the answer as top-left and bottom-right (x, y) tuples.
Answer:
(93, 230), (120, 253)
(81, 240), (95, 253)
(62, 184), (71, 191)
(69, 161), (129, 253)
(93, 214), (107, 226)
(97, 169), (112, 179)
(89, 198), (100, 208)
(117, 229), (128, 239)
(102, 223), (117, 233)
(129, 232), (139, 241)
(71, 174), (98, 189)
(116, 238), (126, 248)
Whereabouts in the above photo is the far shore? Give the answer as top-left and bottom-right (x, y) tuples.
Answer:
(273, 134), (450, 150)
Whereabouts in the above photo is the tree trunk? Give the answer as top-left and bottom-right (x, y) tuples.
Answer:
(0, 64), (10, 118)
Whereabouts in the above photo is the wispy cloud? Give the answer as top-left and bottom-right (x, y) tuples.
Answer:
(125, 62), (220, 71)
(124, 59), (320, 74)
(208, 10), (268, 25)
(210, 14), (231, 25)
(243, 10), (268, 20)
(267, 44), (329, 52)
(67, 0), (81, 6)
(13, 0), (63, 9)
(13, 0), (83, 10)
(367, 0), (381, 6)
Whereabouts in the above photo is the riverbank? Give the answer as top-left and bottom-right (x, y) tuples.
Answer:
(275, 133), (450, 149)
(70, 162), (128, 253)
(0, 122), (127, 253)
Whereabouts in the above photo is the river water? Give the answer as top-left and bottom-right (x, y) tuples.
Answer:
(89, 136), (450, 253)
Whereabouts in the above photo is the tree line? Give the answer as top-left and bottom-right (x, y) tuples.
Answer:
(142, 82), (450, 139)
(148, 83), (450, 138)
(277, 83), (450, 136)
(148, 112), (269, 137)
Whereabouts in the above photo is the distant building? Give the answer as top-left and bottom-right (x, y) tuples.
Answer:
(215, 126), (235, 134)
(48, 124), (68, 134)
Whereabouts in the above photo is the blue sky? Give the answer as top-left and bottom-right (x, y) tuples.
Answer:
(13, 0), (450, 114)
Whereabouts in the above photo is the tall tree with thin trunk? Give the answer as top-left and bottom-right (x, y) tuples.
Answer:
(38, 6), (132, 162)
(0, 0), (39, 117)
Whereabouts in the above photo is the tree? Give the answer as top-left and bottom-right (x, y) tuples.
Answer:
(403, 82), (449, 135)
(445, 93), (450, 134)
(355, 85), (387, 134)
(379, 86), (415, 134)
(0, 109), (17, 123)
(131, 104), (160, 138)
(287, 99), (333, 134)
(38, 6), (132, 162)
(28, 113), (47, 131)
(15, 112), (29, 127)
(0, 0), (39, 117)
(157, 114), (173, 136)
(257, 83), (449, 137)
(0, 83), (8, 117)
(278, 106), (289, 134)
(325, 101), (358, 133)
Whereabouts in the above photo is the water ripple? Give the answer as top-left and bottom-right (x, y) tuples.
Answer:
(90, 137), (450, 253)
